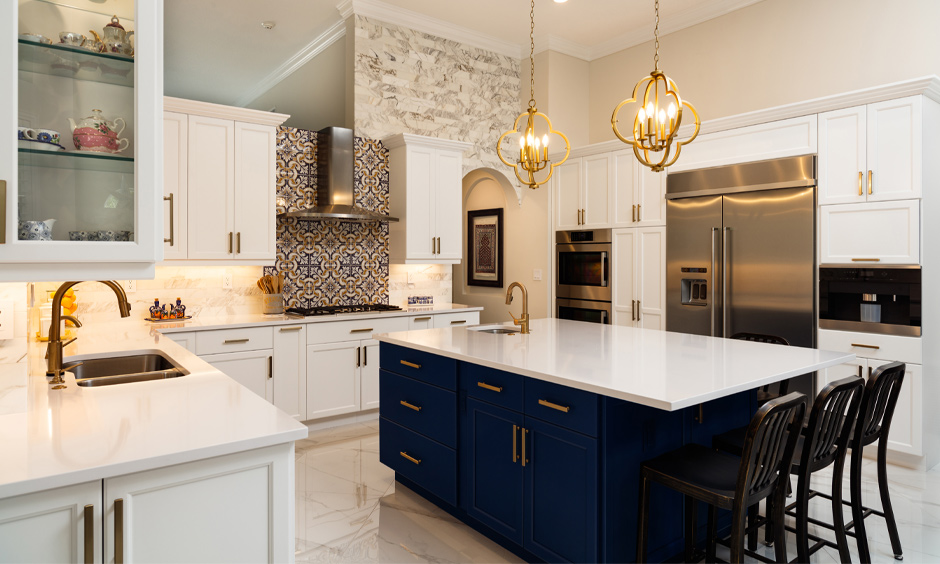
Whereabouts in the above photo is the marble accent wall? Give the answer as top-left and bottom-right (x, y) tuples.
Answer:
(353, 15), (521, 176)
(264, 127), (390, 308)
(388, 264), (453, 308)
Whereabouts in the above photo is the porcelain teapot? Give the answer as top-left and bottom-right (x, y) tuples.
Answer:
(101, 15), (134, 56)
(69, 109), (129, 153)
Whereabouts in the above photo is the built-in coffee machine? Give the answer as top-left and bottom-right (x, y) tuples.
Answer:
(819, 265), (921, 336)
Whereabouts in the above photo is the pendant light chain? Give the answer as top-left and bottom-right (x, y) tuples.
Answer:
(528, 0), (536, 108)
(653, 0), (660, 71)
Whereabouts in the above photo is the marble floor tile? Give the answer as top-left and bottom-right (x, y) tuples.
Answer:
(295, 422), (940, 563)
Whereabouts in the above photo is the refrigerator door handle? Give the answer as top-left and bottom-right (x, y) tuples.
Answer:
(723, 227), (731, 337)
(710, 227), (719, 337)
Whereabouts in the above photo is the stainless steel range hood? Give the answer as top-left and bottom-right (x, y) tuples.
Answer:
(277, 127), (398, 223)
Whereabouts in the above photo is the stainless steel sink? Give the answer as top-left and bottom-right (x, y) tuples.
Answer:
(64, 352), (189, 387)
(473, 328), (519, 335)
(467, 324), (519, 335)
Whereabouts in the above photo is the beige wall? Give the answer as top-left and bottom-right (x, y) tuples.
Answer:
(521, 51), (591, 148)
(588, 0), (940, 144)
(453, 170), (551, 324)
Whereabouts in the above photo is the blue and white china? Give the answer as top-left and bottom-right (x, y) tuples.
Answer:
(18, 219), (56, 241)
(17, 127), (36, 141)
(69, 231), (94, 241)
(35, 129), (61, 145)
(94, 230), (130, 241)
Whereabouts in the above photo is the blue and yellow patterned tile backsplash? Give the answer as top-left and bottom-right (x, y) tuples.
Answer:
(265, 127), (390, 308)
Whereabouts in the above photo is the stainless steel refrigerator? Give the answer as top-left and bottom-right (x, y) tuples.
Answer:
(665, 156), (817, 393)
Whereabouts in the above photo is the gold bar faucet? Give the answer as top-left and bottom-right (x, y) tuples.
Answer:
(505, 282), (530, 334)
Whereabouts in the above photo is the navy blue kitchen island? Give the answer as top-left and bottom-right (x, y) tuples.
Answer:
(376, 320), (853, 563)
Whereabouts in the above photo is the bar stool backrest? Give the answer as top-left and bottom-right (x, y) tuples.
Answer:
(730, 333), (791, 346)
(802, 376), (864, 470)
(855, 362), (906, 449)
(738, 392), (806, 504)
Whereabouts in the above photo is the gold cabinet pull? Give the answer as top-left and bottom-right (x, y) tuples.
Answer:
(268, 355), (273, 379)
(163, 193), (175, 246)
(632, 204), (636, 222)
(868, 169), (873, 195)
(400, 360), (421, 369)
(414, 316), (432, 322)
(0, 180), (6, 244)
(637, 300), (641, 321)
(356, 346), (361, 368)
(84, 504), (94, 564)
(858, 171), (863, 196)
(279, 326), (303, 332)
(538, 399), (571, 413)
(851, 343), (880, 350)
(451, 320), (467, 325)
(223, 338), (250, 344)
(114, 498), (124, 564)
(236, 232), (241, 254)
(512, 424), (518, 463)
(400, 451), (421, 465)
(631, 299), (636, 321)
(477, 381), (503, 392)
(400, 400), (421, 412)
(637, 203), (641, 221)
(350, 327), (374, 334)
(852, 258), (881, 262)
(228, 231), (233, 254)
(521, 428), (528, 466)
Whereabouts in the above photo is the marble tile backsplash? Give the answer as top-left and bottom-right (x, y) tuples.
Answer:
(388, 264), (453, 308)
(0, 283), (28, 364)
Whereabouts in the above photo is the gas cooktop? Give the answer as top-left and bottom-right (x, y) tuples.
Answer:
(285, 304), (403, 317)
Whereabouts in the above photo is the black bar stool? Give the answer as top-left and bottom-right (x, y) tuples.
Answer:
(787, 361), (906, 563)
(637, 392), (806, 564)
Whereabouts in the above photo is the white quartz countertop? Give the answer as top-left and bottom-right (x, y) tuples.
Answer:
(378, 318), (855, 411)
(155, 304), (483, 333)
(0, 319), (309, 499)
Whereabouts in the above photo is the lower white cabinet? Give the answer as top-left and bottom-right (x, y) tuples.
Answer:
(360, 339), (381, 411)
(201, 349), (273, 403)
(0, 444), (293, 564)
(612, 227), (666, 329)
(819, 200), (920, 264)
(0, 480), (101, 564)
(409, 315), (434, 330)
(307, 341), (361, 419)
(164, 330), (195, 353)
(273, 325), (307, 420)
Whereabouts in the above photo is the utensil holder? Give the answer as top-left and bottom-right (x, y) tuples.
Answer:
(262, 293), (284, 315)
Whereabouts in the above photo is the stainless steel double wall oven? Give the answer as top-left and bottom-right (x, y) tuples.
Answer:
(556, 229), (611, 324)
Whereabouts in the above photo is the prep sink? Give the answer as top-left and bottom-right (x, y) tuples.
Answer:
(63, 352), (189, 387)
(467, 324), (519, 335)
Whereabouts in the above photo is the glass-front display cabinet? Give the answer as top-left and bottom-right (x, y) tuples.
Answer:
(0, 0), (163, 281)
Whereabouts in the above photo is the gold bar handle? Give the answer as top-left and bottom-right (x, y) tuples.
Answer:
(400, 400), (421, 412)
(631, 299), (636, 321)
(858, 171), (863, 196)
(163, 193), (174, 245)
(400, 451), (421, 465)
(223, 338), (250, 344)
(521, 428), (528, 466)
(512, 424), (518, 463)
(538, 399), (571, 413)
(868, 169), (873, 195)
(851, 343), (881, 350)
(114, 498), (123, 564)
(84, 504), (94, 564)
(236, 231), (241, 254)
(632, 204), (636, 222)
(451, 320), (467, 325)
(637, 204), (641, 221)
(279, 326), (303, 332)
(400, 359), (421, 369)
(851, 258), (881, 262)
(477, 381), (503, 393)
(414, 316), (432, 322)
(0, 180), (6, 244)
(228, 231), (233, 254)
(637, 300), (641, 321)
(350, 328), (374, 334)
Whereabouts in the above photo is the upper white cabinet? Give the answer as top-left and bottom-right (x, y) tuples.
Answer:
(553, 158), (582, 230)
(819, 200), (920, 264)
(818, 96), (922, 205)
(0, 1), (164, 281)
(385, 133), (472, 264)
(553, 155), (611, 229)
(163, 97), (287, 264)
(612, 149), (666, 228)
(612, 227), (665, 329)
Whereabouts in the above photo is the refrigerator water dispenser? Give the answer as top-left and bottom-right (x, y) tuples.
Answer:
(680, 279), (708, 306)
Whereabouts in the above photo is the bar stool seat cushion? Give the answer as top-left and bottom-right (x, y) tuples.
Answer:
(643, 443), (742, 508)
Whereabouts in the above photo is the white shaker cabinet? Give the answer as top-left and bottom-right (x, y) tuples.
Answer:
(612, 227), (666, 329)
(612, 149), (667, 228)
(818, 96), (922, 205)
(385, 133), (473, 264)
(162, 97), (287, 264)
(819, 200), (920, 265)
(307, 341), (361, 419)
(409, 314), (434, 330)
(360, 339), (381, 411)
(273, 324), (307, 421)
(200, 349), (273, 403)
(553, 156), (611, 230)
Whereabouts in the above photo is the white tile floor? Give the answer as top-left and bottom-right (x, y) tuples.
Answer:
(294, 422), (940, 563)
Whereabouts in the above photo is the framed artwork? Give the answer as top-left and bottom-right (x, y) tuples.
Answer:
(467, 208), (503, 288)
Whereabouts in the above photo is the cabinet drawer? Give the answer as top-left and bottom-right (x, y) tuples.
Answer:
(306, 317), (409, 344)
(818, 328), (921, 364)
(380, 417), (457, 506)
(195, 327), (273, 355)
(524, 379), (600, 437)
(380, 343), (457, 390)
(461, 362), (523, 412)
(380, 370), (457, 448)
(432, 311), (479, 329)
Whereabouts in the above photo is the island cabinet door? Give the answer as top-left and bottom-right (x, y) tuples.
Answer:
(522, 416), (598, 564)
(461, 397), (524, 545)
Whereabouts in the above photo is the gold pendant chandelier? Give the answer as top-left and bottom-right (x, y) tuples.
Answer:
(497, 0), (569, 189)
(611, 0), (700, 172)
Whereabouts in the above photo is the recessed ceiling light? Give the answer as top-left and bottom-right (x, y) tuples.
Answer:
(261, 21), (276, 30)
(554, 0), (568, 3)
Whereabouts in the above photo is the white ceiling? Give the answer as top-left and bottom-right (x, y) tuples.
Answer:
(164, 0), (764, 107)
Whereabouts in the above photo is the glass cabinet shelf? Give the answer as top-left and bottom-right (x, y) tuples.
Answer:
(18, 39), (134, 88)
(19, 148), (134, 173)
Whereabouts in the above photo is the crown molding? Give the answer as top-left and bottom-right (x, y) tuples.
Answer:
(235, 20), (347, 107)
(165, 96), (290, 126)
(339, 0), (523, 59)
(382, 132), (474, 152)
(534, 34), (591, 62)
